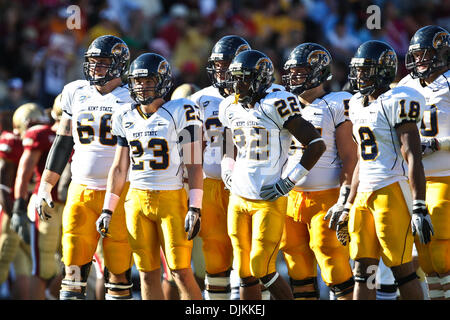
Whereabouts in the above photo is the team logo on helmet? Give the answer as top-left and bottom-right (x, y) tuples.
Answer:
(378, 50), (397, 67)
(307, 50), (330, 66)
(255, 57), (272, 71)
(432, 31), (449, 49)
(158, 60), (169, 74)
(235, 44), (250, 56)
(111, 43), (130, 60)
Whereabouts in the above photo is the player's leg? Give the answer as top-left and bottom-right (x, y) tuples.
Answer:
(29, 196), (63, 300)
(280, 190), (319, 300)
(251, 197), (293, 300)
(349, 191), (381, 300)
(159, 189), (202, 300)
(309, 189), (354, 300)
(102, 183), (134, 300)
(227, 194), (261, 300)
(60, 184), (103, 300)
(0, 210), (20, 285)
(375, 182), (423, 300)
(124, 188), (162, 300)
(200, 178), (233, 300)
(160, 248), (179, 300)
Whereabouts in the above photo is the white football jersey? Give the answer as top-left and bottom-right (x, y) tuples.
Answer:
(397, 70), (450, 177)
(191, 84), (287, 180)
(112, 98), (202, 190)
(219, 90), (301, 200)
(349, 86), (426, 192)
(60, 80), (133, 188)
(285, 91), (353, 191)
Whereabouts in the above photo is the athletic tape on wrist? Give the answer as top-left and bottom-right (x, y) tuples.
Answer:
(437, 136), (450, 151)
(103, 192), (120, 212)
(287, 163), (309, 184)
(189, 189), (203, 209)
(39, 181), (54, 193)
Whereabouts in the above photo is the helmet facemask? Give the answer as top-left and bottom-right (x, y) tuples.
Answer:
(206, 58), (231, 97)
(282, 65), (314, 95)
(406, 47), (448, 79)
(226, 67), (272, 105)
(128, 73), (172, 105)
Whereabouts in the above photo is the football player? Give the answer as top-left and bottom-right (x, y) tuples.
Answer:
(35, 35), (134, 300)
(280, 43), (356, 300)
(219, 49), (326, 299)
(342, 40), (433, 299)
(12, 95), (67, 299)
(0, 109), (24, 295)
(398, 25), (450, 300)
(188, 35), (250, 300)
(95, 53), (203, 300)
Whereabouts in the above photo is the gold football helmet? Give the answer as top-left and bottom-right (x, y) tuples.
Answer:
(13, 103), (47, 137)
(51, 94), (63, 121)
(170, 83), (199, 100)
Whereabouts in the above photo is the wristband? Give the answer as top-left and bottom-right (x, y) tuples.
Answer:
(221, 157), (235, 172)
(344, 202), (352, 211)
(338, 185), (351, 205)
(437, 137), (450, 151)
(189, 189), (203, 209)
(287, 163), (309, 184)
(103, 192), (120, 213)
(413, 199), (426, 209)
(39, 181), (54, 193)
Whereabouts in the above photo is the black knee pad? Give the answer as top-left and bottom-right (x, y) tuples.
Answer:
(60, 262), (92, 300)
(104, 267), (133, 299)
(394, 272), (418, 287)
(330, 277), (355, 298)
(290, 277), (319, 299)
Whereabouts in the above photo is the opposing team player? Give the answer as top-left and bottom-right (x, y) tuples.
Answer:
(35, 35), (134, 300)
(280, 43), (356, 300)
(342, 40), (433, 299)
(219, 50), (326, 299)
(398, 25), (450, 300)
(95, 53), (203, 300)
(12, 95), (66, 299)
(189, 35), (251, 300)
(0, 109), (25, 296)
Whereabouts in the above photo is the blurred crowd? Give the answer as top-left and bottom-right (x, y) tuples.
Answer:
(0, 0), (449, 113)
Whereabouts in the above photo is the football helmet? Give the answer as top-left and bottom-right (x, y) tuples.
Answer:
(283, 43), (332, 95)
(13, 103), (47, 137)
(206, 35), (251, 97)
(227, 50), (274, 104)
(405, 25), (449, 79)
(128, 53), (173, 105)
(83, 35), (130, 86)
(51, 93), (63, 121)
(348, 40), (397, 96)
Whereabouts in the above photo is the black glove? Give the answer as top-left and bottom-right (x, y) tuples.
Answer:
(421, 137), (439, 156)
(336, 206), (351, 246)
(184, 207), (201, 240)
(11, 198), (31, 245)
(411, 200), (434, 245)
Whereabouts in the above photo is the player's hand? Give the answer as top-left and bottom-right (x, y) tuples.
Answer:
(184, 207), (201, 240)
(421, 137), (439, 156)
(35, 182), (54, 221)
(221, 170), (233, 190)
(259, 177), (295, 201)
(324, 185), (350, 230)
(411, 200), (434, 245)
(336, 206), (351, 246)
(96, 209), (112, 238)
(11, 198), (31, 245)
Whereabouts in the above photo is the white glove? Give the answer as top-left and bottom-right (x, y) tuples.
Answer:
(421, 137), (439, 157)
(324, 185), (351, 230)
(35, 182), (54, 221)
(184, 207), (201, 240)
(259, 177), (295, 201)
(96, 209), (112, 238)
(411, 200), (434, 245)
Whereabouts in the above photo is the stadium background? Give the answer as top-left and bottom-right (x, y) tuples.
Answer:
(0, 0), (448, 300)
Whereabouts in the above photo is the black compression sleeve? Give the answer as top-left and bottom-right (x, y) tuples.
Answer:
(45, 135), (74, 175)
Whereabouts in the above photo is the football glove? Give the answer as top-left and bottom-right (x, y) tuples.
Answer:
(259, 177), (295, 201)
(35, 182), (54, 221)
(222, 170), (233, 190)
(421, 137), (439, 157)
(336, 205), (351, 246)
(324, 185), (351, 230)
(96, 209), (112, 238)
(11, 198), (31, 245)
(411, 200), (434, 245)
(184, 207), (201, 240)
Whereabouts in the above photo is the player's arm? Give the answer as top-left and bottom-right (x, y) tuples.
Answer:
(0, 158), (18, 217)
(181, 124), (203, 240)
(324, 121), (358, 230)
(260, 115), (326, 201)
(96, 143), (130, 238)
(396, 122), (434, 244)
(37, 117), (74, 220)
(11, 148), (41, 244)
(220, 126), (237, 190)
